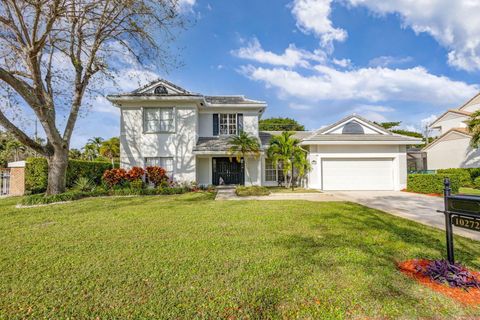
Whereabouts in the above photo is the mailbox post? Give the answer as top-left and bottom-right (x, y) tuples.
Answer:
(443, 178), (454, 263)
(440, 178), (480, 264)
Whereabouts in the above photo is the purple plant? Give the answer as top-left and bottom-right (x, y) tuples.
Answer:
(419, 259), (480, 290)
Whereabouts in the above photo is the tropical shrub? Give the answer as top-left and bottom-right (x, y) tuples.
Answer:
(418, 259), (480, 289)
(74, 177), (95, 192)
(407, 174), (460, 194)
(130, 179), (144, 190)
(146, 166), (168, 186)
(102, 168), (127, 188)
(126, 166), (145, 181)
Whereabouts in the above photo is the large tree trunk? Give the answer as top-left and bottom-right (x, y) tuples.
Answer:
(46, 149), (68, 195)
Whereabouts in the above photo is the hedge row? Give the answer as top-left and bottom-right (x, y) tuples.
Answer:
(21, 186), (194, 206)
(407, 174), (460, 194)
(437, 168), (480, 188)
(25, 158), (112, 194)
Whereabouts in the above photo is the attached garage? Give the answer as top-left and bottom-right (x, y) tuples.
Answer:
(300, 115), (423, 191)
(321, 158), (394, 191)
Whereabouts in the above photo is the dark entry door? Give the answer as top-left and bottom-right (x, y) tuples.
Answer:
(212, 157), (244, 185)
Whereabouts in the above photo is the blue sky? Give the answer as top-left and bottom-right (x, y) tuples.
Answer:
(72, 0), (480, 148)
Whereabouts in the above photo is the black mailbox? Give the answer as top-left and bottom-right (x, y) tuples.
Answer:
(446, 195), (480, 216)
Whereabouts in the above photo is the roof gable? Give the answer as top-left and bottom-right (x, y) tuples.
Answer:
(422, 128), (471, 151)
(429, 110), (470, 128)
(133, 79), (191, 95)
(315, 115), (391, 136)
(459, 92), (480, 112)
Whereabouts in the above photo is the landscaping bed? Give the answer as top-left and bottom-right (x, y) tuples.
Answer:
(1, 197), (480, 318)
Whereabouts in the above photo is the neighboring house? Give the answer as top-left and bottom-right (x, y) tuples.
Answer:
(107, 80), (421, 191)
(423, 93), (480, 169)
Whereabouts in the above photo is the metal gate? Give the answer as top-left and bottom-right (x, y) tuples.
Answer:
(0, 169), (10, 196)
(212, 157), (245, 186)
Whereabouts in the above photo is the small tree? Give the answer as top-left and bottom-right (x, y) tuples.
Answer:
(259, 117), (305, 131)
(99, 137), (120, 167)
(228, 132), (261, 185)
(267, 132), (310, 189)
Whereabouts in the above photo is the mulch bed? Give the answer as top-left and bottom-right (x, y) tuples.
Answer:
(398, 259), (480, 305)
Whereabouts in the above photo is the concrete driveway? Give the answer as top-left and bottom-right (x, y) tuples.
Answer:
(330, 191), (480, 241)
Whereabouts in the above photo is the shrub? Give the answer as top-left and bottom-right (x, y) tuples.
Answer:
(469, 168), (480, 181)
(74, 177), (95, 192)
(20, 189), (109, 206)
(474, 177), (480, 189)
(437, 168), (472, 187)
(236, 186), (271, 197)
(126, 167), (145, 181)
(407, 174), (460, 194)
(102, 168), (127, 188)
(25, 158), (112, 194)
(146, 166), (168, 186)
(130, 179), (144, 190)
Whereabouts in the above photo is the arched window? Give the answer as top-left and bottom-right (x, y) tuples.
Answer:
(342, 121), (364, 134)
(154, 85), (168, 94)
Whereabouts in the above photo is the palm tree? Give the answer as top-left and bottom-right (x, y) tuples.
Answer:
(468, 110), (480, 148)
(267, 132), (310, 188)
(228, 132), (261, 185)
(5, 139), (25, 162)
(82, 143), (98, 161)
(99, 137), (120, 167)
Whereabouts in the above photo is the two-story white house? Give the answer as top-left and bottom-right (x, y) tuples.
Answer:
(107, 80), (421, 190)
(423, 93), (480, 169)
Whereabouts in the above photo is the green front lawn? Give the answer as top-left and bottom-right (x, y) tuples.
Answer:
(1, 193), (480, 318)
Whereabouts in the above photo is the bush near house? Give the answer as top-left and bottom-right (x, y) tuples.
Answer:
(437, 168), (474, 188)
(407, 174), (460, 194)
(25, 158), (112, 194)
(236, 186), (271, 197)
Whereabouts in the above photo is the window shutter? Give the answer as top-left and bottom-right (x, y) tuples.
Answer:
(237, 113), (244, 133)
(213, 114), (219, 136)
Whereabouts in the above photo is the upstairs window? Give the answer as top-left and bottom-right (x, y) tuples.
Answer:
(219, 114), (237, 135)
(342, 121), (364, 134)
(143, 108), (175, 133)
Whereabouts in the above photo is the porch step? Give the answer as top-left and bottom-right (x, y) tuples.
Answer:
(215, 187), (237, 200)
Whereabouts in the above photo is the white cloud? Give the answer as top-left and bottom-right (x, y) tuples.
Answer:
(289, 103), (313, 110)
(231, 38), (326, 68)
(240, 64), (478, 106)
(332, 58), (351, 68)
(179, 0), (196, 11)
(368, 55), (413, 67)
(421, 114), (438, 128)
(291, 0), (347, 49)
(349, 104), (394, 122)
(344, 0), (480, 71)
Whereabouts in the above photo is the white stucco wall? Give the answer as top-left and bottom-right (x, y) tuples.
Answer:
(119, 101), (198, 182)
(196, 157), (210, 185)
(461, 102), (480, 113)
(426, 135), (480, 169)
(307, 145), (407, 191)
(245, 156), (261, 186)
(434, 113), (468, 135)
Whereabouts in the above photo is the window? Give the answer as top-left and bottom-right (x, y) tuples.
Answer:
(145, 157), (174, 176)
(154, 85), (168, 94)
(143, 108), (175, 133)
(219, 114), (237, 135)
(265, 159), (284, 182)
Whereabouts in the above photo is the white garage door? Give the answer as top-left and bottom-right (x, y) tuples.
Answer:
(322, 158), (394, 191)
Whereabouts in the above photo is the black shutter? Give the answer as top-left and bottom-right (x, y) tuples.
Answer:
(213, 114), (219, 136)
(237, 113), (244, 134)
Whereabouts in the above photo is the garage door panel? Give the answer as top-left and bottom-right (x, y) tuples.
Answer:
(322, 158), (394, 191)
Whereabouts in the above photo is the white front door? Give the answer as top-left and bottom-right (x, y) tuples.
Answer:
(322, 158), (394, 191)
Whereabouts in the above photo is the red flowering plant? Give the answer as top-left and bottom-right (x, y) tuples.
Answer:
(145, 166), (168, 187)
(102, 168), (127, 188)
(126, 167), (145, 181)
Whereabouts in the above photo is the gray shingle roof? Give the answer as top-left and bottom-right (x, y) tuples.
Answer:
(259, 131), (312, 146)
(194, 136), (263, 152)
(204, 96), (264, 105)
